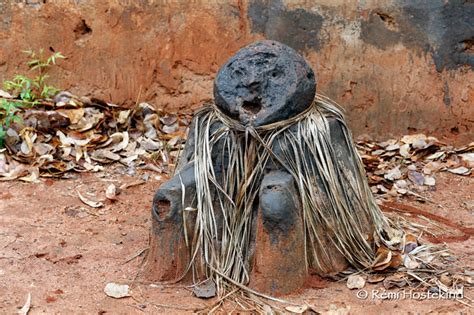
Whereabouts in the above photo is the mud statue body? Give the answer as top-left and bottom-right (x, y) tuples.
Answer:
(146, 40), (376, 295)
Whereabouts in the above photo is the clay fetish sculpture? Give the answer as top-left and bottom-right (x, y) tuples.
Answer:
(145, 40), (402, 296)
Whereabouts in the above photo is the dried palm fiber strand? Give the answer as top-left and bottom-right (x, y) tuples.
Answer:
(182, 93), (403, 295)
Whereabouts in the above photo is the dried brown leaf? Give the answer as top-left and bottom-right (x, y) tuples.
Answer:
(367, 274), (385, 283)
(18, 292), (31, 315)
(105, 184), (117, 200)
(447, 166), (471, 176)
(383, 274), (407, 289)
(57, 108), (85, 125)
(346, 274), (365, 289)
(192, 279), (216, 299)
(408, 170), (425, 186)
(77, 191), (104, 208)
(372, 246), (394, 271)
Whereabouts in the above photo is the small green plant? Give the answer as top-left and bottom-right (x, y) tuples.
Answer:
(0, 99), (22, 147)
(3, 49), (65, 102)
(0, 49), (64, 148)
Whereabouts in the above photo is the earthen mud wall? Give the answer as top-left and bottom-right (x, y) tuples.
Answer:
(0, 0), (472, 142)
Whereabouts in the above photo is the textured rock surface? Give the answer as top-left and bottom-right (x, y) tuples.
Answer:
(0, 0), (472, 142)
(214, 40), (315, 126)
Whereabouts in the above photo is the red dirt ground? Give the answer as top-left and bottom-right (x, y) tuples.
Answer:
(0, 166), (472, 314)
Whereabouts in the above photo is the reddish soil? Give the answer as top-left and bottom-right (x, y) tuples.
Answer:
(0, 168), (472, 314)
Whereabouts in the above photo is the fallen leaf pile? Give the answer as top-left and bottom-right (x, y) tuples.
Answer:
(341, 242), (473, 306)
(1, 91), (472, 196)
(357, 134), (473, 201)
(345, 268), (473, 299)
(342, 210), (474, 304)
(0, 91), (190, 181)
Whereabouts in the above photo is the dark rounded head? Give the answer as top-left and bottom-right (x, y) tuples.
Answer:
(213, 40), (316, 127)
